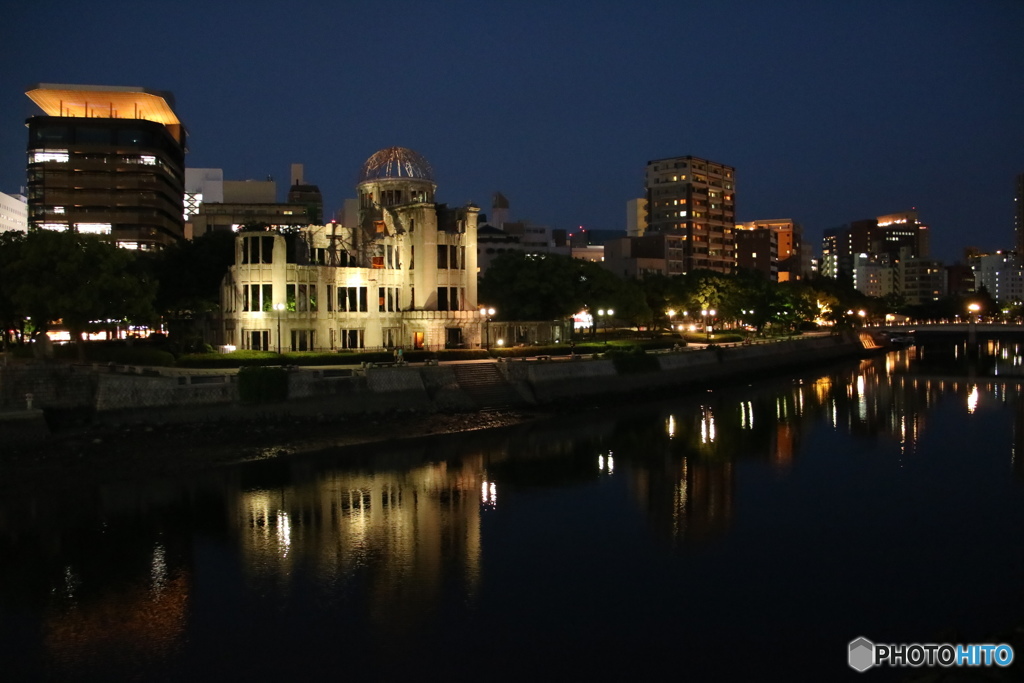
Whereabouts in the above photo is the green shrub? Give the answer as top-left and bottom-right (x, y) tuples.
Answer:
(237, 366), (289, 404)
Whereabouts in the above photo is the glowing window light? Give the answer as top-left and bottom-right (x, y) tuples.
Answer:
(139, 155), (156, 165)
(76, 223), (112, 234)
(29, 149), (69, 163)
(38, 222), (68, 231)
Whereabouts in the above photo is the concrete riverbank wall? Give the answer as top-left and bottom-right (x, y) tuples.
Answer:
(0, 334), (866, 440)
(500, 334), (863, 403)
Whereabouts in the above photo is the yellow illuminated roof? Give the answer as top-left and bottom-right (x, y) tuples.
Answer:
(26, 83), (180, 126)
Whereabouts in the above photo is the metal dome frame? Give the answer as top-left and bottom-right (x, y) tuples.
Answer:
(359, 147), (434, 182)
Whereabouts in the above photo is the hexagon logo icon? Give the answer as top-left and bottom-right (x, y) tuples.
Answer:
(849, 637), (875, 672)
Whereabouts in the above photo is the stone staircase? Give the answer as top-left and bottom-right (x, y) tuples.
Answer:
(451, 363), (526, 409)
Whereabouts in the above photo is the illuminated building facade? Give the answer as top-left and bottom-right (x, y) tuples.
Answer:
(626, 197), (647, 237)
(221, 147), (480, 351)
(644, 155), (736, 273)
(24, 84), (187, 249)
(968, 251), (1024, 304)
(0, 191), (28, 233)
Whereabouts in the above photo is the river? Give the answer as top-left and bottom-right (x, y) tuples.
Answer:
(3, 340), (1024, 681)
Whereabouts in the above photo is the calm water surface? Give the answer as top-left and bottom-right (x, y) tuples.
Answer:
(4, 342), (1024, 682)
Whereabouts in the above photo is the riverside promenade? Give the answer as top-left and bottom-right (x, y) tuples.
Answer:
(0, 332), (871, 443)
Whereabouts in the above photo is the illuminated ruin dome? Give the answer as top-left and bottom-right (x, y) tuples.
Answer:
(359, 147), (434, 183)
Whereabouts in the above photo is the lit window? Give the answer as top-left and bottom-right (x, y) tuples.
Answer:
(140, 155), (157, 165)
(76, 223), (112, 235)
(30, 150), (69, 163)
(38, 223), (68, 231)
(53, 206), (65, 214)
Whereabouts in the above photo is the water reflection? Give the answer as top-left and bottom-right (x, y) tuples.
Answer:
(3, 340), (1024, 678)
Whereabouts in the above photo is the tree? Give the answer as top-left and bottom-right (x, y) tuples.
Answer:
(0, 231), (26, 350)
(146, 229), (236, 349)
(11, 230), (156, 359)
(479, 252), (582, 320)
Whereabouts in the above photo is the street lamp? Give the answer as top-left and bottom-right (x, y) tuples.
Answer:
(480, 306), (496, 351)
(968, 302), (980, 346)
(598, 309), (614, 345)
(273, 302), (285, 354)
(667, 309), (676, 335)
(702, 309), (716, 341)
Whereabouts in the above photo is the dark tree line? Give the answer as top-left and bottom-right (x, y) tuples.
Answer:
(479, 251), (879, 334)
(0, 229), (235, 355)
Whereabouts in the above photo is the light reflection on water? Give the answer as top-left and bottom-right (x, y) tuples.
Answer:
(4, 341), (1024, 680)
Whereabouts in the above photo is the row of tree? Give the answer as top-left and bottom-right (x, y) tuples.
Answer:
(479, 251), (880, 334)
(0, 229), (236, 354)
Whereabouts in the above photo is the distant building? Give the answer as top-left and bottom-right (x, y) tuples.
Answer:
(644, 155), (735, 273)
(185, 168), (322, 238)
(184, 168), (224, 221)
(852, 253), (890, 298)
(735, 219), (805, 281)
(221, 147), (481, 351)
(0, 191), (28, 233)
(898, 257), (945, 305)
(626, 198), (647, 237)
(604, 233), (684, 279)
(287, 163), (323, 225)
(821, 210), (929, 280)
(189, 202), (312, 237)
(945, 263), (976, 298)
(223, 179), (276, 204)
(491, 192), (510, 230)
(734, 226), (778, 280)
(969, 251), (1024, 304)
(25, 83), (187, 249)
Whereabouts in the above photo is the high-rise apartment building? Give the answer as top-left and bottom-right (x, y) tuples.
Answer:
(24, 84), (187, 249)
(644, 155), (735, 273)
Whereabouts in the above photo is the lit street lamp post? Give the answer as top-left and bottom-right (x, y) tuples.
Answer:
(598, 309), (614, 346)
(480, 307), (496, 352)
(702, 309), (716, 341)
(968, 302), (980, 347)
(274, 302), (286, 354)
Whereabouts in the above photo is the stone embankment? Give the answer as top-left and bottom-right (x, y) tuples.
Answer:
(0, 334), (869, 443)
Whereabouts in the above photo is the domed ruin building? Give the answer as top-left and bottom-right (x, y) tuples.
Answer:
(221, 147), (480, 352)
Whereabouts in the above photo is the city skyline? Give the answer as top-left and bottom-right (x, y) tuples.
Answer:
(1, 1), (1022, 263)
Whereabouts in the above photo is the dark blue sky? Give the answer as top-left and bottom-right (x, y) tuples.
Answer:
(2, 0), (1022, 262)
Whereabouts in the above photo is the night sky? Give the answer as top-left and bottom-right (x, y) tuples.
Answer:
(2, 0), (1022, 263)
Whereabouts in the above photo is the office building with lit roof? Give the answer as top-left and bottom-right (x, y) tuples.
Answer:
(24, 83), (187, 249)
